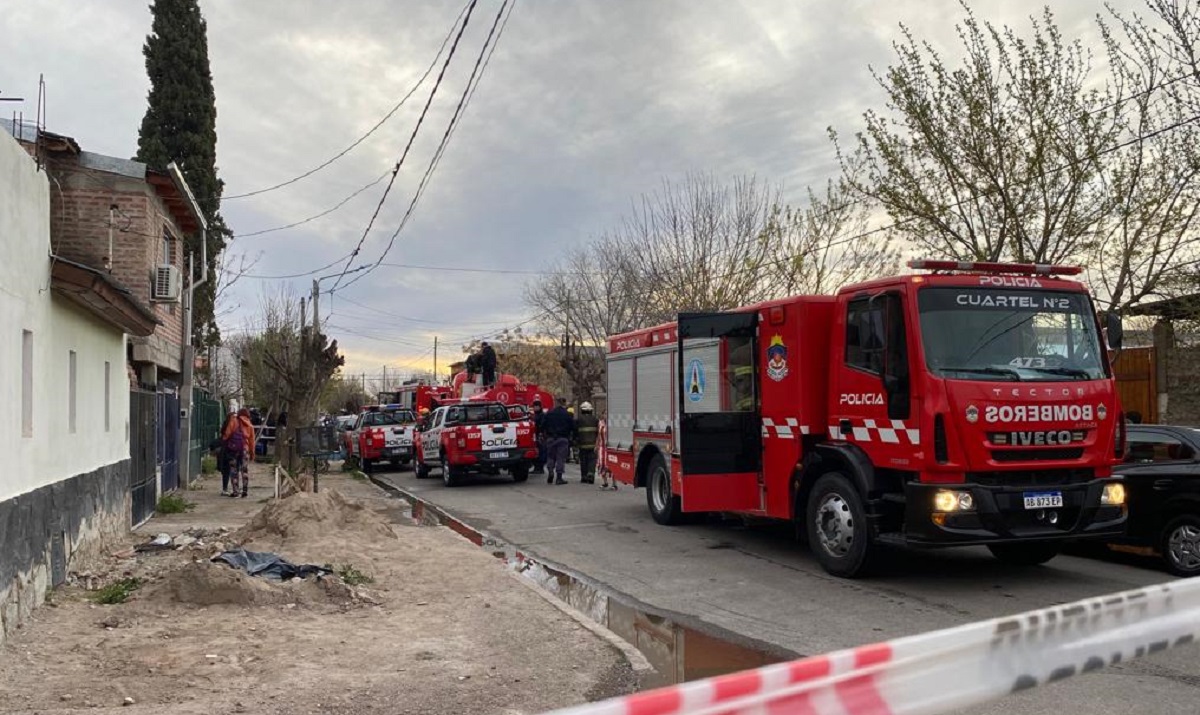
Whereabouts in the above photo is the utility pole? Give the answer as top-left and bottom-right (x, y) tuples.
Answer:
(311, 278), (320, 339)
(300, 296), (307, 331)
(433, 336), (439, 383)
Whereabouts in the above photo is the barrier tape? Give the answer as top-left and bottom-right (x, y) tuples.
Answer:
(545, 578), (1200, 715)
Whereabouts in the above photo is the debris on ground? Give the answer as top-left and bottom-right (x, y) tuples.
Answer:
(239, 488), (397, 541)
(212, 548), (332, 581)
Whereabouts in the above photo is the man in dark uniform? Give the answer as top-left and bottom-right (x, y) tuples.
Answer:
(539, 397), (576, 485)
(480, 341), (498, 387)
(575, 401), (599, 484)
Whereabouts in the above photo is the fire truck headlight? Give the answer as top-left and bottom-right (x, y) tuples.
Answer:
(934, 489), (975, 512)
(1102, 482), (1126, 506)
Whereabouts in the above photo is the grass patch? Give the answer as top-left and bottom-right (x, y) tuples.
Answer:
(350, 470), (368, 481)
(156, 493), (196, 514)
(333, 564), (374, 586)
(201, 454), (217, 474)
(93, 578), (141, 605)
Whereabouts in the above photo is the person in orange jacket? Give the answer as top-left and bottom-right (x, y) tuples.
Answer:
(221, 408), (256, 498)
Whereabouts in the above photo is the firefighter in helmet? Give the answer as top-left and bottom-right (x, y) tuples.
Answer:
(575, 402), (600, 484)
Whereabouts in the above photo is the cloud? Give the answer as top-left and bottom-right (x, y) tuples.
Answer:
(0, 0), (1138, 378)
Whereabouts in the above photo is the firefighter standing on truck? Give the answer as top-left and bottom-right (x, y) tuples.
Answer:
(480, 341), (498, 388)
(575, 402), (599, 484)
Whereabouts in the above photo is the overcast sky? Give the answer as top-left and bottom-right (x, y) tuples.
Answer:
(0, 0), (1137, 379)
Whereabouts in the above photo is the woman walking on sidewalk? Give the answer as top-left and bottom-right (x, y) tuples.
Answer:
(221, 408), (255, 497)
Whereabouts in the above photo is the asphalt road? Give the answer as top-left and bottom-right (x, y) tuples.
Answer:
(372, 465), (1200, 715)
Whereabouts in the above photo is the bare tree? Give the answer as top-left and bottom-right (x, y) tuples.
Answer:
(237, 288), (344, 471)
(526, 173), (902, 399)
(832, 5), (1122, 264)
(759, 179), (902, 295)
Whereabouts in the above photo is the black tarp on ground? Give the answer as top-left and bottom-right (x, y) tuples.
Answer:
(212, 549), (331, 581)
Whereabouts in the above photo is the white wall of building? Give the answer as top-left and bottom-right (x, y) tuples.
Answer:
(0, 132), (129, 503)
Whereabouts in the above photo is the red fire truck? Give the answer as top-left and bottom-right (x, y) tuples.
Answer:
(604, 260), (1129, 577)
(380, 373), (553, 412)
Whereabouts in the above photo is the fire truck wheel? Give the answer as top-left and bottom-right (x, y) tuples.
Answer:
(986, 542), (1060, 567)
(511, 464), (530, 483)
(807, 473), (874, 578)
(646, 453), (683, 525)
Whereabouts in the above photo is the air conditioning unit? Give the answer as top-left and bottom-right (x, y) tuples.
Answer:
(152, 265), (181, 302)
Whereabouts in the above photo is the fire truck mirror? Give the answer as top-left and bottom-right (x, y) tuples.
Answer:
(1105, 312), (1124, 350)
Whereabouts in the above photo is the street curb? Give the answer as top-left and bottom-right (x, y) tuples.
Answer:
(366, 473), (656, 682)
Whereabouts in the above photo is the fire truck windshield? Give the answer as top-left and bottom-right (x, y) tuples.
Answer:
(917, 287), (1106, 381)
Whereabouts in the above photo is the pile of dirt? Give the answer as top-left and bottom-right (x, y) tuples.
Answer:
(153, 561), (361, 608)
(239, 489), (397, 542)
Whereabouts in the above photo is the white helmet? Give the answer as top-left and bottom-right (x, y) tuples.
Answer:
(580, 402), (594, 412)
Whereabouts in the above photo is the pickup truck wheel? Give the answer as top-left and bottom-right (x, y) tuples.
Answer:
(511, 463), (530, 483)
(646, 453), (683, 525)
(362, 458), (374, 475)
(987, 543), (1059, 566)
(806, 473), (876, 578)
(415, 454), (431, 479)
(441, 453), (457, 487)
(1161, 515), (1200, 577)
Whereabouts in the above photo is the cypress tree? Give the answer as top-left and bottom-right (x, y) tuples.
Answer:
(135, 0), (228, 349)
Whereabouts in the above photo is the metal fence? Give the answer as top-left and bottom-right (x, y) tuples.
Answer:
(189, 388), (224, 483)
(130, 390), (157, 526)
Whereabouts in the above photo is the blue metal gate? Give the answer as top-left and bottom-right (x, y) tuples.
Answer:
(157, 391), (180, 493)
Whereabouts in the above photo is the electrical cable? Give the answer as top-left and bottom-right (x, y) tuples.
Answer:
(334, 0), (516, 293)
(329, 0), (482, 293)
(220, 0), (474, 201)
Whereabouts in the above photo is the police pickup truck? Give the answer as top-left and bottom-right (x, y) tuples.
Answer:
(347, 404), (417, 473)
(414, 402), (537, 486)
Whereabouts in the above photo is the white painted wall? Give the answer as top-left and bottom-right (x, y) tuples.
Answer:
(0, 133), (129, 503)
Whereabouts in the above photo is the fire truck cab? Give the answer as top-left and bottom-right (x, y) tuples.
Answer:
(605, 260), (1129, 577)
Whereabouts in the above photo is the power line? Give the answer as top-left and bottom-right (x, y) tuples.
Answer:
(231, 170), (391, 238)
(331, 294), (510, 326)
(238, 258), (367, 281)
(330, 0), (482, 293)
(220, 1), (474, 202)
(335, 0), (516, 293)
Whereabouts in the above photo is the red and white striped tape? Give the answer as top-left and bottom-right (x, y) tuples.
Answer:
(545, 577), (1200, 715)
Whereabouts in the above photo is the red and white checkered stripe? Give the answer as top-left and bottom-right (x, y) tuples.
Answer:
(828, 418), (920, 445)
(543, 578), (1200, 715)
(761, 418), (811, 440)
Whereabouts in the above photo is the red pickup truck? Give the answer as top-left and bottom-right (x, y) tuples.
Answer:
(414, 402), (537, 486)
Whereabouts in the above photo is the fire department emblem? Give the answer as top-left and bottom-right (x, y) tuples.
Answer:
(766, 335), (789, 382)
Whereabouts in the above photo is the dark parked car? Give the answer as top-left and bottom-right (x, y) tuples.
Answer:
(1114, 424), (1200, 576)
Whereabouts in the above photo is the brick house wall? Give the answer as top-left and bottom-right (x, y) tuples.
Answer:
(35, 151), (187, 384)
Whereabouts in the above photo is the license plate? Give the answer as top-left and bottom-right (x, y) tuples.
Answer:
(385, 447), (409, 456)
(1023, 491), (1063, 509)
(489, 451), (510, 459)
